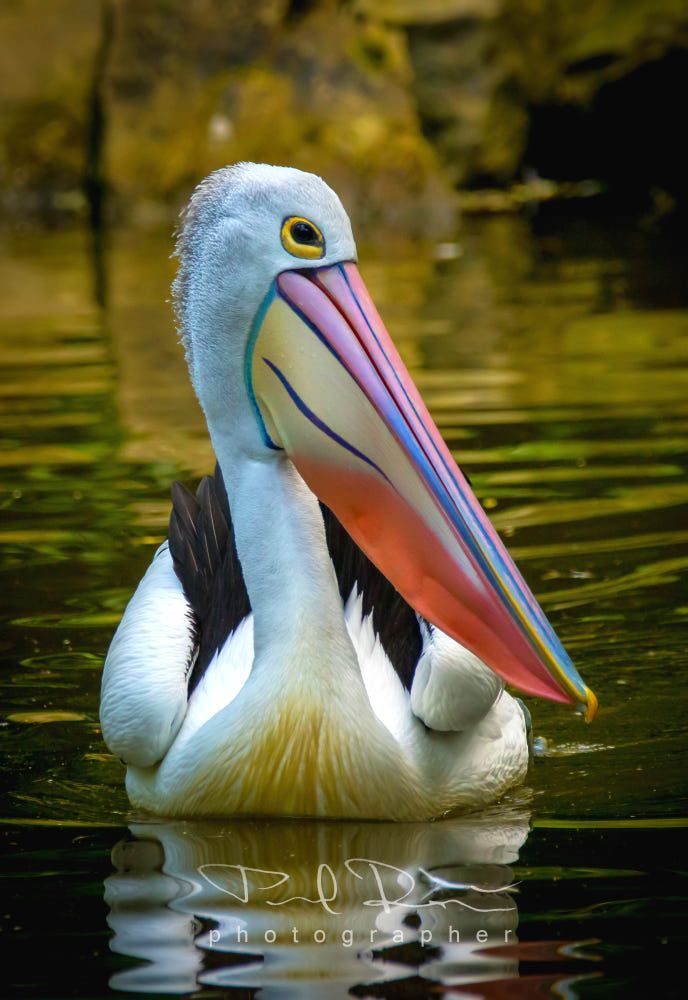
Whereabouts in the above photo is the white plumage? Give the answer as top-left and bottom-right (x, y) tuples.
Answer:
(102, 536), (528, 820)
(100, 543), (193, 767)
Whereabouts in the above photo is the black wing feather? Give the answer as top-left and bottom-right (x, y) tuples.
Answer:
(169, 466), (250, 693)
(321, 505), (423, 690)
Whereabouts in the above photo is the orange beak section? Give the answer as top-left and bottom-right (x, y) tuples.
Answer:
(247, 262), (597, 719)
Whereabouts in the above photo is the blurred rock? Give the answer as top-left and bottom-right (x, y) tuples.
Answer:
(405, 15), (527, 186)
(0, 0), (454, 232)
(0, 0), (101, 216)
(356, 0), (500, 25)
(0, 0), (686, 223)
(392, 0), (688, 189)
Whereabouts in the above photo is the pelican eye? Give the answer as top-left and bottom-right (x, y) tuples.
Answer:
(281, 216), (325, 260)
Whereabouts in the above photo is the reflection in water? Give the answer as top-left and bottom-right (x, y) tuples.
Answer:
(105, 813), (530, 996)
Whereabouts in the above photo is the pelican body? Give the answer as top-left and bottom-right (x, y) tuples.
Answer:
(100, 164), (596, 820)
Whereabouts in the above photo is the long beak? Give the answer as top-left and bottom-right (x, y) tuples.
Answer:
(248, 262), (597, 719)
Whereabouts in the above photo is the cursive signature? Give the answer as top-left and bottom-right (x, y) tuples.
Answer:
(198, 858), (518, 915)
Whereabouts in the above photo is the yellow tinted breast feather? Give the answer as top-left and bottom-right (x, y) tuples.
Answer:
(213, 695), (371, 817)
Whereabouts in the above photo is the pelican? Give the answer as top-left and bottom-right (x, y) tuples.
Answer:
(100, 163), (597, 820)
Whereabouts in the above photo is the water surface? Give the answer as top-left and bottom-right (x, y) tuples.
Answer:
(1, 211), (686, 996)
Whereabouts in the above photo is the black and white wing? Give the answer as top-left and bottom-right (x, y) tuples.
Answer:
(321, 499), (503, 733)
(100, 467), (251, 766)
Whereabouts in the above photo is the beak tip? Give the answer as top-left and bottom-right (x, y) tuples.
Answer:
(582, 686), (599, 723)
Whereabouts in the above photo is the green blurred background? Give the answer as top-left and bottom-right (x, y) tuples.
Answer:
(2, 0), (687, 231)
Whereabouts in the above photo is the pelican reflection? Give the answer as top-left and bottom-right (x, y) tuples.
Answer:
(105, 810), (530, 996)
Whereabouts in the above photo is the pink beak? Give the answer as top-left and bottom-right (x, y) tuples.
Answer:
(247, 261), (597, 719)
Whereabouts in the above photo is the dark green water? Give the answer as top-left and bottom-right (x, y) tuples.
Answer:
(1, 210), (687, 996)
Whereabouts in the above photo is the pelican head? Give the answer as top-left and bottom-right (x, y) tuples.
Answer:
(172, 162), (597, 719)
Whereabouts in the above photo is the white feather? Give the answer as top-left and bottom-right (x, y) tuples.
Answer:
(179, 615), (254, 742)
(410, 627), (503, 732)
(100, 543), (194, 767)
(343, 585), (417, 742)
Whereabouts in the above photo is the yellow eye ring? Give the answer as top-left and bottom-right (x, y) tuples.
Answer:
(281, 216), (325, 260)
